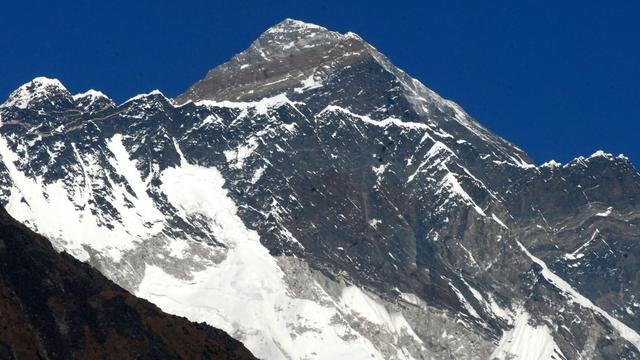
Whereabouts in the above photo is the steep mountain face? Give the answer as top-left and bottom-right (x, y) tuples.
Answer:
(0, 207), (255, 359)
(0, 19), (639, 359)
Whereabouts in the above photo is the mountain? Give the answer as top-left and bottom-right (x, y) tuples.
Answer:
(0, 18), (639, 359)
(0, 207), (255, 359)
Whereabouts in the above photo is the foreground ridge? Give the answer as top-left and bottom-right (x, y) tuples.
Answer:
(0, 207), (256, 359)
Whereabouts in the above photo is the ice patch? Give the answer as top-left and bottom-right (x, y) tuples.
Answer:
(372, 164), (387, 176)
(595, 207), (612, 217)
(224, 137), (259, 169)
(251, 166), (266, 184)
(490, 311), (564, 360)
(368, 218), (382, 228)
(294, 74), (323, 93)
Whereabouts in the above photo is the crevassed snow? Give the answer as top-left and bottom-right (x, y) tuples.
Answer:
(138, 147), (404, 360)
(490, 311), (563, 360)
(517, 240), (640, 350)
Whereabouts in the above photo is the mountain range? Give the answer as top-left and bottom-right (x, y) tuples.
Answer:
(0, 19), (638, 359)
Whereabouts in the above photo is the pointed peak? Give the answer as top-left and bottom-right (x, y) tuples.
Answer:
(253, 18), (342, 51)
(72, 89), (108, 101)
(264, 18), (327, 34)
(2, 76), (72, 110)
(121, 89), (168, 106)
(27, 76), (67, 90)
(541, 160), (562, 168)
(73, 89), (115, 112)
(176, 20), (370, 104)
(13, 77), (68, 96)
(588, 150), (613, 160)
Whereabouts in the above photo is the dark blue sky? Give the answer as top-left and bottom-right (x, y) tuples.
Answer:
(2, 1), (639, 165)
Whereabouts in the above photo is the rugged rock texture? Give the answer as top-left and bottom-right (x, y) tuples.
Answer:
(0, 208), (255, 360)
(0, 19), (639, 359)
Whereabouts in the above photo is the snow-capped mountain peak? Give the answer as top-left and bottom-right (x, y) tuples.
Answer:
(72, 89), (109, 102)
(176, 19), (533, 171)
(263, 18), (329, 35)
(1, 19), (639, 360)
(72, 89), (116, 112)
(1, 76), (72, 110)
(122, 89), (169, 105)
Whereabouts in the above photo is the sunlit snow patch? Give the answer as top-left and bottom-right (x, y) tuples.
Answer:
(490, 311), (564, 360)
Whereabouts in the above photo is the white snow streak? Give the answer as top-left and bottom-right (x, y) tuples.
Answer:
(517, 240), (640, 351)
(440, 172), (486, 216)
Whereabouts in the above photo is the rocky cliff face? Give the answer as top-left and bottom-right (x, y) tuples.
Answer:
(0, 19), (639, 359)
(0, 207), (255, 359)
